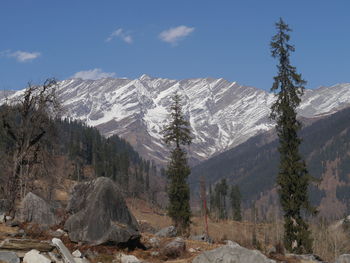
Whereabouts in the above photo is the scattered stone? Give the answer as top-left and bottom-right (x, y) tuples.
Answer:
(150, 251), (159, 257)
(52, 238), (76, 263)
(146, 237), (160, 249)
(64, 177), (140, 246)
(23, 249), (51, 263)
(190, 234), (213, 243)
(0, 251), (20, 263)
(155, 226), (177, 238)
(192, 241), (276, 263)
(161, 237), (186, 259)
(115, 253), (141, 263)
(19, 192), (59, 227)
(72, 250), (82, 258)
(49, 228), (65, 238)
(335, 254), (350, 263)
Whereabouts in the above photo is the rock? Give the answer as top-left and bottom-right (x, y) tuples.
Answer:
(52, 238), (76, 263)
(190, 234), (213, 243)
(335, 254), (350, 263)
(192, 241), (276, 263)
(23, 249), (51, 263)
(72, 250), (82, 258)
(188, 248), (196, 253)
(0, 213), (5, 223)
(155, 226), (177, 238)
(49, 228), (65, 238)
(0, 199), (10, 214)
(19, 192), (59, 227)
(64, 177), (140, 246)
(146, 237), (160, 249)
(161, 237), (186, 259)
(150, 251), (159, 257)
(5, 216), (12, 221)
(0, 251), (20, 263)
(115, 253), (141, 263)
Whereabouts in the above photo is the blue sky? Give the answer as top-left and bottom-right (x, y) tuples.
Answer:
(0, 0), (349, 91)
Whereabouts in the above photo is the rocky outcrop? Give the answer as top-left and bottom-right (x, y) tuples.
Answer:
(192, 240), (275, 263)
(64, 177), (140, 246)
(18, 192), (59, 227)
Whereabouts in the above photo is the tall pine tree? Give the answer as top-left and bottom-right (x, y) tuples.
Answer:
(163, 93), (192, 234)
(230, 185), (242, 221)
(270, 18), (315, 253)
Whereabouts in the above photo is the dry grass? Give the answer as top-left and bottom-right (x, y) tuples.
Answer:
(127, 198), (284, 254)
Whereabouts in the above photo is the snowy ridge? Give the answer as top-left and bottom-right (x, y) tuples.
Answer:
(4, 76), (350, 164)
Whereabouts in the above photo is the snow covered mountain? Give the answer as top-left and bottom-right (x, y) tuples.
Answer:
(5, 75), (350, 164)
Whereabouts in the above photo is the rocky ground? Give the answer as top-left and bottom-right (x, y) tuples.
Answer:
(0, 177), (348, 263)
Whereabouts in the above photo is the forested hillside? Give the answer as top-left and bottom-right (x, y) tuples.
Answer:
(0, 107), (163, 203)
(190, 106), (350, 220)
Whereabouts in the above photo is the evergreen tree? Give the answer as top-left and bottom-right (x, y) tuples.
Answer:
(163, 93), (192, 234)
(270, 18), (315, 253)
(230, 185), (242, 221)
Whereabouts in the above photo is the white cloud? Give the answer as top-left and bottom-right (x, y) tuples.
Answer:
(106, 28), (133, 44)
(0, 50), (41, 62)
(159, 25), (195, 45)
(72, 68), (116, 80)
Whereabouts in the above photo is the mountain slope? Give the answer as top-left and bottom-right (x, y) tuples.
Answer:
(5, 76), (350, 164)
(190, 106), (350, 219)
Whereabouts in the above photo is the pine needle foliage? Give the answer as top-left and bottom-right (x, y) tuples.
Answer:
(163, 93), (192, 235)
(270, 18), (315, 254)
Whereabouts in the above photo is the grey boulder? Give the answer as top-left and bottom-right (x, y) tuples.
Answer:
(155, 226), (177, 238)
(64, 177), (140, 246)
(18, 192), (59, 227)
(192, 240), (275, 263)
(161, 237), (186, 259)
(0, 251), (20, 263)
(336, 254), (350, 263)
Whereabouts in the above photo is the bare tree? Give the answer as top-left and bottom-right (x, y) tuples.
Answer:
(1, 78), (61, 214)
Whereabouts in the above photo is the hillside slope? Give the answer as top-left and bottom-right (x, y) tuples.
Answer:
(190, 106), (350, 219)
